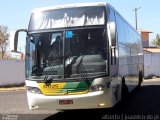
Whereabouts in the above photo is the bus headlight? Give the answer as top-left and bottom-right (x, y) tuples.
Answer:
(27, 87), (42, 94)
(90, 84), (106, 92)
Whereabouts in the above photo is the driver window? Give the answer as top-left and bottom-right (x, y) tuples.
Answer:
(48, 33), (62, 60)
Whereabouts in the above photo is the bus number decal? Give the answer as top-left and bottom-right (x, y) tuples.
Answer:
(43, 84), (59, 89)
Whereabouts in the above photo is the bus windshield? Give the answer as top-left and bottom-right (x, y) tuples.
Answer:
(28, 6), (105, 31)
(26, 28), (108, 81)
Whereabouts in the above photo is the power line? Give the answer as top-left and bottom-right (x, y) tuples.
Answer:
(133, 7), (141, 30)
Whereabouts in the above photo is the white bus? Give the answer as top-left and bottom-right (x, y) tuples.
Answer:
(11, 2), (144, 110)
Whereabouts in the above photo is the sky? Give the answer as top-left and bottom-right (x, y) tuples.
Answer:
(0, 0), (159, 53)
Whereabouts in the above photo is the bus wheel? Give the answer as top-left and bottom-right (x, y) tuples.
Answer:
(138, 71), (143, 88)
(121, 77), (129, 102)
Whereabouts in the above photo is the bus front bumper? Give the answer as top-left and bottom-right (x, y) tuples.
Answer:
(27, 90), (112, 110)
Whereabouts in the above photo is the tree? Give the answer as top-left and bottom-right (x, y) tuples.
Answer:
(152, 34), (160, 47)
(0, 25), (9, 59)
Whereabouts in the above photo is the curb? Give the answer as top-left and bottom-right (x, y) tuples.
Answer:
(0, 86), (26, 92)
(144, 78), (160, 82)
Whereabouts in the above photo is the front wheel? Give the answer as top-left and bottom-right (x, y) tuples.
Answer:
(138, 71), (143, 89)
(121, 77), (129, 102)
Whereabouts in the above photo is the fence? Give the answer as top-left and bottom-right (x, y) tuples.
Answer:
(0, 54), (159, 87)
(144, 53), (160, 78)
(0, 60), (25, 87)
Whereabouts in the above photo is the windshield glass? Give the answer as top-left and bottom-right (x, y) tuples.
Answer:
(26, 28), (108, 81)
(28, 6), (105, 31)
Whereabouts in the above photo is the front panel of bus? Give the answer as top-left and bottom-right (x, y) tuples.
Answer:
(25, 5), (118, 110)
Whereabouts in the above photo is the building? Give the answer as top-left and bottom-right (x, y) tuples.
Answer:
(139, 29), (152, 48)
(139, 29), (160, 78)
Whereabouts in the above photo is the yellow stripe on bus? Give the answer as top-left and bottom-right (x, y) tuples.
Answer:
(38, 82), (89, 96)
(38, 82), (67, 95)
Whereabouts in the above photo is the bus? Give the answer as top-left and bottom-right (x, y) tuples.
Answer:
(11, 2), (144, 110)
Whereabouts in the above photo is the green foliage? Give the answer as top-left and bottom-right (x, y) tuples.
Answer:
(0, 25), (9, 59)
(152, 34), (160, 47)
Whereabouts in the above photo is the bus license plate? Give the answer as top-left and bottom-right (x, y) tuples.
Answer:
(59, 100), (73, 105)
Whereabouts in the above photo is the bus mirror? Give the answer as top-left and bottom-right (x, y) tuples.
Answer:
(107, 22), (116, 46)
(10, 29), (27, 53)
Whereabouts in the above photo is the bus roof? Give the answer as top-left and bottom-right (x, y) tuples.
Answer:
(32, 2), (107, 13)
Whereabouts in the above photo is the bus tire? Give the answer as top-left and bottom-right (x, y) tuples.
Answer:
(121, 77), (129, 102)
(138, 71), (143, 88)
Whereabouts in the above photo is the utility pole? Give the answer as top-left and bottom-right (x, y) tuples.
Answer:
(133, 7), (141, 30)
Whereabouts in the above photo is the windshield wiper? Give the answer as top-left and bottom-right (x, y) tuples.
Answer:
(43, 49), (65, 82)
(65, 56), (78, 77)
(76, 56), (89, 81)
(44, 75), (53, 84)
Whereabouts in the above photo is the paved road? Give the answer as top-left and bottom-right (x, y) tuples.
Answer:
(1, 79), (160, 120)
(0, 91), (57, 120)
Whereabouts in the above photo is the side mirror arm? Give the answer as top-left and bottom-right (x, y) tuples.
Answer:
(10, 29), (28, 53)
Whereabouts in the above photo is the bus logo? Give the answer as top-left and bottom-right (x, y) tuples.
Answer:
(65, 31), (73, 38)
